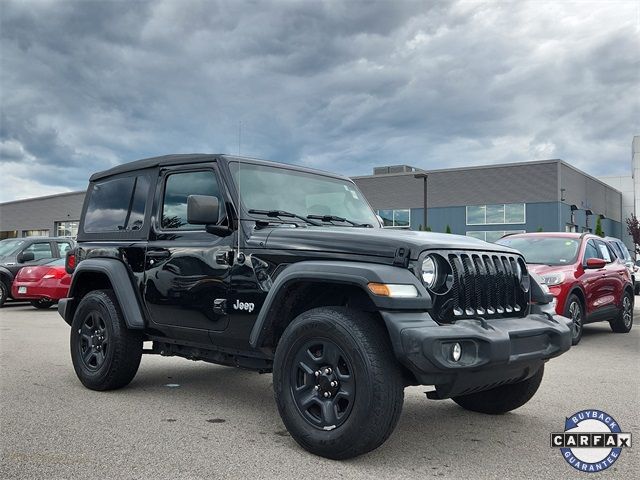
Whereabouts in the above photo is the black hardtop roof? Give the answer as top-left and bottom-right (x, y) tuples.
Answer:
(89, 154), (351, 182)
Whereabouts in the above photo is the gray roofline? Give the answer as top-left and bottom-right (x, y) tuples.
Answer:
(0, 189), (86, 207)
(351, 158), (622, 195)
(351, 158), (560, 178)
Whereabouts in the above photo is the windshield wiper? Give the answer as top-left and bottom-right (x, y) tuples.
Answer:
(248, 209), (323, 226)
(307, 214), (372, 228)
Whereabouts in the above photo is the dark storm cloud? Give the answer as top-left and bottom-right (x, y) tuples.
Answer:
(0, 0), (638, 201)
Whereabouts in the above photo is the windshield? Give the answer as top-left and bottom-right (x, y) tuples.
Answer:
(496, 236), (580, 265)
(229, 162), (379, 227)
(0, 239), (25, 257)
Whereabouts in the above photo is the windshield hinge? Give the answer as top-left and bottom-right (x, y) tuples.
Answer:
(393, 247), (411, 268)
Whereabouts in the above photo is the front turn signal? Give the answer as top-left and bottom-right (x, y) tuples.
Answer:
(367, 283), (419, 298)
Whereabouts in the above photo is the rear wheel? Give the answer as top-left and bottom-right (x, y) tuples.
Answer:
(452, 365), (544, 414)
(31, 299), (54, 309)
(564, 294), (584, 345)
(70, 289), (142, 390)
(610, 290), (633, 333)
(273, 307), (404, 459)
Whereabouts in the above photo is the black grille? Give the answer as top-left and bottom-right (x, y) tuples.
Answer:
(429, 251), (529, 322)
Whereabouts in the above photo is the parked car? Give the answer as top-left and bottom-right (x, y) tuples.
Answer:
(0, 237), (74, 307)
(605, 236), (639, 294)
(11, 258), (71, 309)
(497, 232), (633, 345)
(57, 154), (572, 459)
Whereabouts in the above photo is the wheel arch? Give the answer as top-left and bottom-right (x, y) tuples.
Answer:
(248, 260), (431, 353)
(60, 258), (146, 329)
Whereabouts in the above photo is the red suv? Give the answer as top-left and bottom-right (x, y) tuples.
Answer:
(496, 232), (633, 345)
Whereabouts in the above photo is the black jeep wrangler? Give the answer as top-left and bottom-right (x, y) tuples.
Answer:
(58, 154), (572, 459)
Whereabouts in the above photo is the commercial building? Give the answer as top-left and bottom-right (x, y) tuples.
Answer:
(0, 191), (85, 239)
(352, 159), (625, 246)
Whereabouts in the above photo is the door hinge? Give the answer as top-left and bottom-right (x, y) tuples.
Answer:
(393, 247), (411, 268)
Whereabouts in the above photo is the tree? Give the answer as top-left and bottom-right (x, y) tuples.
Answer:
(626, 214), (640, 255)
(595, 216), (604, 237)
(537, 226), (544, 232)
(445, 224), (451, 233)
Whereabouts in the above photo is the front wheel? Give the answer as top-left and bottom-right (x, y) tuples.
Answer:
(610, 290), (633, 333)
(70, 289), (142, 390)
(452, 365), (544, 414)
(273, 307), (404, 459)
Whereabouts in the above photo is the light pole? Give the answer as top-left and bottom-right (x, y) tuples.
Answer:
(414, 172), (428, 230)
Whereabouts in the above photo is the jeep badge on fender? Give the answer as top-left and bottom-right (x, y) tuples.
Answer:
(57, 154), (577, 459)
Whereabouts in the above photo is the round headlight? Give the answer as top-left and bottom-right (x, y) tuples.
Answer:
(421, 255), (438, 287)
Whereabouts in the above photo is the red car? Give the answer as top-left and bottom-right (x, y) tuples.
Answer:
(11, 258), (71, 309)
(497, 232), (633, 345)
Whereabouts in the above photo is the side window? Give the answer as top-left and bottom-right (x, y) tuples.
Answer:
(23, 242), (53, 260)
(595, 241), (612, 263)
(57, 242), (72, 256)
(83, 176), (149, 233)
(161, 170), (223, 230)
(583, 240), (601, 261)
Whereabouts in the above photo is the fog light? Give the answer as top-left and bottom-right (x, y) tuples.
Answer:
(451, 342), (462, 362)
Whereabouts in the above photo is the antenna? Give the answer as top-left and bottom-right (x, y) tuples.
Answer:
(236, 121), (245, 263)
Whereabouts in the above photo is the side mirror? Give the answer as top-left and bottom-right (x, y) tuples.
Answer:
(187, 195), (219, 225)
(17, 251), (35, 263)
(585, 257), (606, 269)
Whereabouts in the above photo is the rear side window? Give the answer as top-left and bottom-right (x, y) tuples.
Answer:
(84, 176), (149, 233)
(24, 242), (53, 260)
(161, 170), (222, 230)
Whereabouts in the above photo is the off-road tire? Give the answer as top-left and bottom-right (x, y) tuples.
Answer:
(31, 299), (54, 309)
(70, 289), (142, 390)
(564, 294), (584, 345)
(452, 365), (544, 414)
(273, 307), (404, 459)
(610, 290), (633, 333)
(0, 281), (8, 307)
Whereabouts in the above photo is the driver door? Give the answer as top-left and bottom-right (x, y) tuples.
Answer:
(143, 165), (234, 344)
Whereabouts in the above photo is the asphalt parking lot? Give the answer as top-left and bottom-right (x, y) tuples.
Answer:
(1, 303), (638, 479)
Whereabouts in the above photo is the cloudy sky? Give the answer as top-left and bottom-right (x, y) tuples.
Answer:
(1, 0), (638, 202)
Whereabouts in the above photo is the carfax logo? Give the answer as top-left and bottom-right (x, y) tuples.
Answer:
(551, 409), (632, 473)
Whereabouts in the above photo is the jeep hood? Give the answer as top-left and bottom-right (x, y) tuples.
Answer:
(250, 226), (520, 260)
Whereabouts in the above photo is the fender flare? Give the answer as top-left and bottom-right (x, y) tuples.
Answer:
(63, 258), (146, 329)
(249, 260), (431, 348)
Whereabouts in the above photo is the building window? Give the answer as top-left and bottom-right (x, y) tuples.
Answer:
(466, 230), (526, 243)
(22, 229), (50, 237)
(466, 203), (525, 225)
(0, 231), (17, 240)
(377, 209), (410, 228)
(55, 221), (79, 238)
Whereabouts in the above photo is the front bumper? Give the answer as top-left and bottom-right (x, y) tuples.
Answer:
(381, 309), (572, 398)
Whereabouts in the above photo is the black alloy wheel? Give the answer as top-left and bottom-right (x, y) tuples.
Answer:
(290, 338), (355, 430)
(78, 311), (109, 371)
(70, 289), (142, 390)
